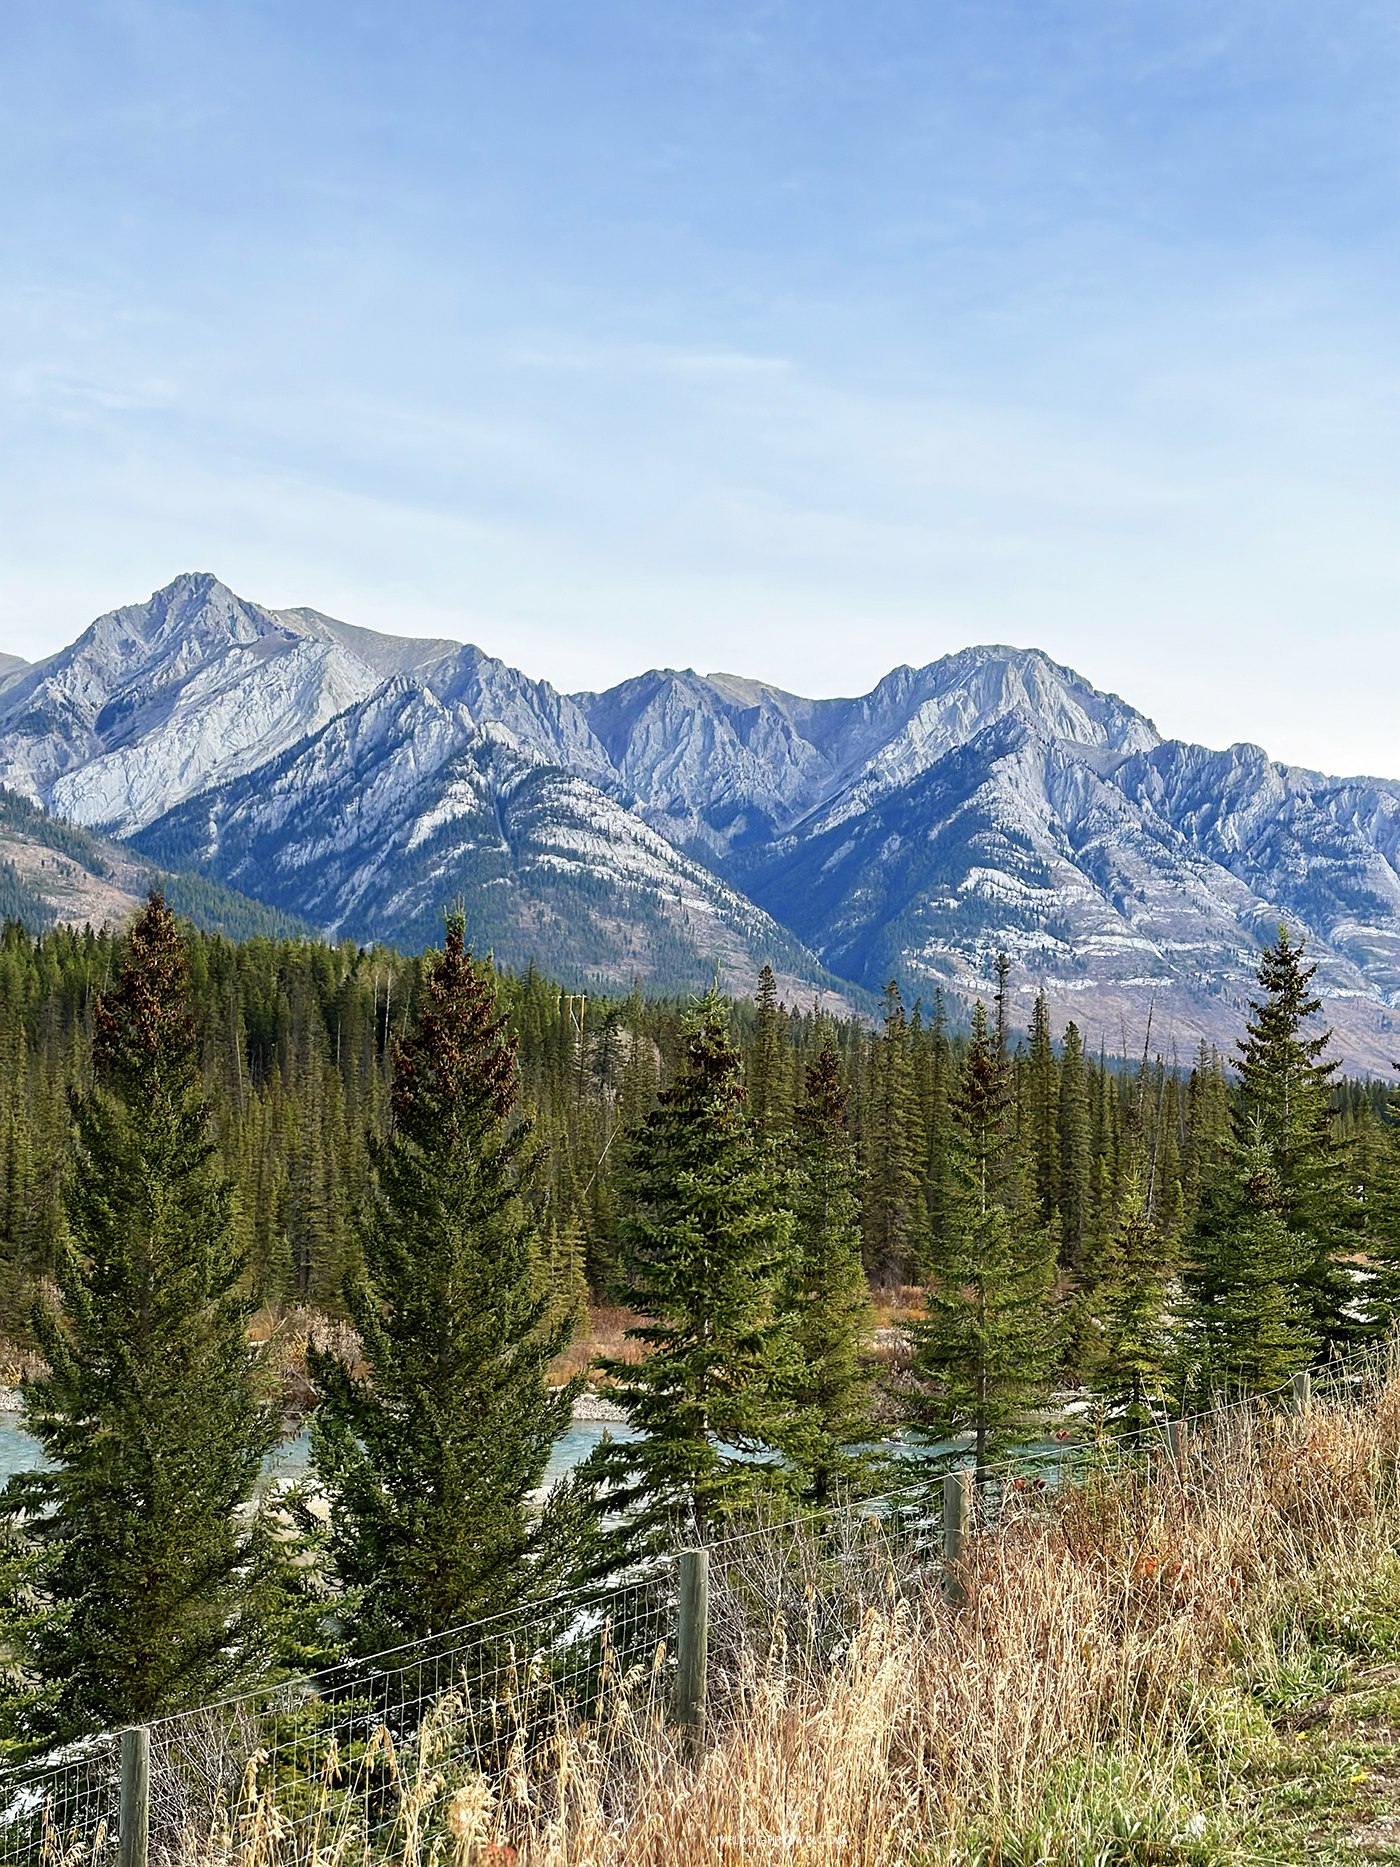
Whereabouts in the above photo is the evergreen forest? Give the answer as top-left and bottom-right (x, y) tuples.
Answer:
(1, 899), (1399, 1748)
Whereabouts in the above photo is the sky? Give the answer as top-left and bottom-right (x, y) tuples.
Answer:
(1, 0), (1396, 774)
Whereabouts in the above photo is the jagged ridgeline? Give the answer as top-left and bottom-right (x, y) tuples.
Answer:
(6, 574), (1400, 1070)
(0, 914), (1391, 1351)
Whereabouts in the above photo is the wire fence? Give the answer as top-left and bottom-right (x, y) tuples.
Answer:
(2, 1334), (1397, 1864)
(0, 1734), (119, 1866)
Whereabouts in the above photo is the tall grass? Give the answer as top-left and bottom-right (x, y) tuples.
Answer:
(166, 1365), (1400, 1864)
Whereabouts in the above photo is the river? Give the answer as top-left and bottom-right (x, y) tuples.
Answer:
(0, 1410), (640, 1491)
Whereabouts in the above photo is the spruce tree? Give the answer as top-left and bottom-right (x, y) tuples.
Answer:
(780, 1036), (877, 1504)
(1090, 1171), (1173, 1434)
(1180, 1132), (1317, 1399)
(1057, 1021), (1092, 1270)
(1231, 927), (1350, 1346)
(861, 981), (929, 1285)
(0, 893), (278, 1739)
(1060, 1158), (1116, 1384)
(748, 963), (791, 1139)
(1181, 927), (1348, 1389)
(1026, 992), (1060, 1235)
(582, 990), (794, 1551)
(1182, 1041), (1233, 1219)
(912, 1002), (1056, 1483)
(1362, 1086), (1400, 1331)
(923, 989), (956, 1248)
(309, 918), (585, 1652)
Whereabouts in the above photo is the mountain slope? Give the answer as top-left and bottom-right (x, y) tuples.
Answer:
(0, 573), (456, 834)
(572, 646), (1160, 860)
(0, 787), (315, 942)
(131, 680), (850, 1004)
(4, 574), (1400, 1068)
(737, 713), (1400, 1069)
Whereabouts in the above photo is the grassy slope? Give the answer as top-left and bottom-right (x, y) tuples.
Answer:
(152, 1356), (1400, 1867)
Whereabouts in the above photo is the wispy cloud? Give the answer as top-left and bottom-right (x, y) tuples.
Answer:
(0, 0), (1394, 775)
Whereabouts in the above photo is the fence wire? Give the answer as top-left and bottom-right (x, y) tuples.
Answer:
(0, 1334), (1395, 1863)
(0, 1733), (119, 1865)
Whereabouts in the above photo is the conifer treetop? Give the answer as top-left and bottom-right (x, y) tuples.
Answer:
(92, 891), (196, 1093)
(1239, 925), (1337, 1082)
(390, 915), (519, 1152)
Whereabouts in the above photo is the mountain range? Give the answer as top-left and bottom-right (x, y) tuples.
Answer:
(2, 572), (1397, 1073)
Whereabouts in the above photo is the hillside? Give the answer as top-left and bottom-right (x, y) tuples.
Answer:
(0, 787), (315, 943)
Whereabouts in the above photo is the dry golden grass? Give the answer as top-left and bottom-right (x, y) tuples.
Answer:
(868, 1285), (926, 1332)
(0, 1330), (46, 1387)
(155, 1365), (1400, 1865)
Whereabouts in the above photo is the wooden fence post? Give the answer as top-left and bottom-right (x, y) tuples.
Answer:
(943, 1470), (970, 1609)
(676, 1547), (709, 1744)
(1292, 1370), (1312, 1414)
(119, 1725), (149, 1867)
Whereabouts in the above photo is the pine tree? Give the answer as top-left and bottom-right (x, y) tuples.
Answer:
(1363, 1086), (1400, 1330)
(1181, 928), (1349, 1388)
(923, 990), (956, 1247)
(912, 1002), (1057, 1482)
(309, 918), (585, 1652)
(780, 1036), (876, 1504)
(0, 893), (279, 1738)
(1057, 1021), (1092, 1270)
(541, 1212), (590, 1339)
(1180, 1131), (1317, 1398)
(1026, 992), (1060, 1235)
(582, 989), (794, 1551)
(1060, 1154), (1116, 1383)
(748, 963), (791, 1139)
(1182, 1042), (1232, 1222)
(1231, 927), (1351, 1347)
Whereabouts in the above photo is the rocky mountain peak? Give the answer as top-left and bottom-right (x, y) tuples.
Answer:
(4, 576), (1400, 1070)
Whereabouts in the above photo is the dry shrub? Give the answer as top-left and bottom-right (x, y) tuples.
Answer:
(549, 1308), (645, 1389)
(181, 1362), (1400, 1866)
(251, 1309), (364, 1415)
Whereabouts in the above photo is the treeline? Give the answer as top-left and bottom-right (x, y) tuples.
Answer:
(0, 917), (1394, 1345)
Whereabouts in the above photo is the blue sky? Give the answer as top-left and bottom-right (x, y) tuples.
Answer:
(1, 1), (1396, 772)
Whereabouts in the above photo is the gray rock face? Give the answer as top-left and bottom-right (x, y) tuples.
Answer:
(4, 575), (1399, 1067)
(0, 573), (455, 834)
(573, 645), (1159, 859)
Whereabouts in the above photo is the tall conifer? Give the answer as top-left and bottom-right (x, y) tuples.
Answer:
(748, 963), (791, 1139)
(1, 894), (278, 1738)
(781, 1037), (876, 1504)
(1181, 928), (1348, 1390)
(861, 981), (928, 1285)
(923, 989), (956, 1246)
(1057, 1021), (1092, 1269)
(1090, 1171), (1173, 1433)
(583, 990), (793, 1550)
(309, 919), (584, 1651)
(1232, 928), (1350, 1345)
(1026, 992), (1060, 1235)
(1363, 1087), (1400, 1331)
(912, 1003), (1056, 1482)
(1181, 1134), (1317, 1397)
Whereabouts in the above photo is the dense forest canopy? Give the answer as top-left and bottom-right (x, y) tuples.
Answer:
(0, 914), (1391, 1347)
(3, 903), (1400, 1751)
